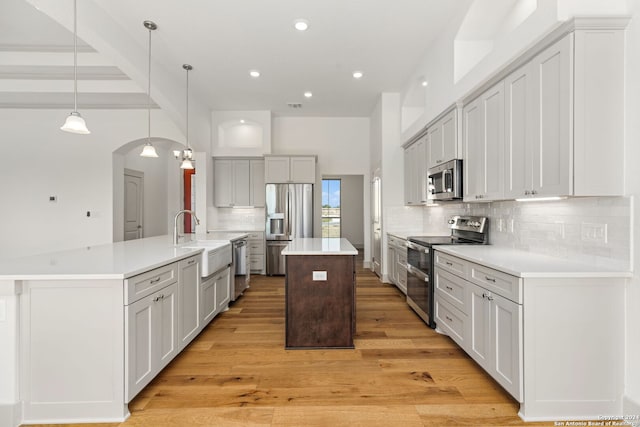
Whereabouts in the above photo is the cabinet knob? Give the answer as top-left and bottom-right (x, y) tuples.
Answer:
(531, 190), (537, 195)
(524, 190), (530, 195)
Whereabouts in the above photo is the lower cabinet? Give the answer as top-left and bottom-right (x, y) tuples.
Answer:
(201, 266), (231, 325)
(125, 282), (178, 402)
(386, 234), (408, 294)
(468, 281), (522, 400)
(126, 255), (228, 403)
(434, 253), (523, 402)
(177, 256), (201, 351)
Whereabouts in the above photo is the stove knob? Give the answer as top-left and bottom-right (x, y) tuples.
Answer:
(448, 219), (455, 225)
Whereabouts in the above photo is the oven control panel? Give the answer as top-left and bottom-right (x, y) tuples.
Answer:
(449, 216), (487, 234)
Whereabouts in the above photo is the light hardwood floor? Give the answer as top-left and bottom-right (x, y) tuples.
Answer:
(35, 254), (560, 427)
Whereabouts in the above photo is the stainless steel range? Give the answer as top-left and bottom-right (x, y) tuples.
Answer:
(406, 215), (488, 328)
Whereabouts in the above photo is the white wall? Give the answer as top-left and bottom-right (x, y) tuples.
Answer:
(323, 175), (364, 248)
(0, 108), (184, 259)
(272, 117), (371, 261)
(624, 0), (640, 414)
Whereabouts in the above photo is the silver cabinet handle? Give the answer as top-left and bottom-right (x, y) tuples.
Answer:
(445, 261), (453, 266)
(445, 315), (453, 322)
(484, 276), (496, 283)
(445, 285), (453, 291)
(150, 277), (161, 284)
(187, 259), (195, 265)
(487, 295), (494, 301)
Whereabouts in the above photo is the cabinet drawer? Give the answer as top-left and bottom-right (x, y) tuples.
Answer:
(435, 268), (467, 313)
(469, 263), (522, 304)
(125, 263), (178, 305)
(250, 255), (264, 271)
(248, 232), (264, 240)
(249, 241), (264, 255)
(434, 251), (466, 278)
(435, 297), (467, 349)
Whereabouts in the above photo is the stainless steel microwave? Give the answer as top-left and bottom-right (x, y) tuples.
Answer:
(427, 159), (462, 201)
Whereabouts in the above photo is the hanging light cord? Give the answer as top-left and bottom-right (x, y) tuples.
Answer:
(185, 66), (189, 150)
(147, 24), (152, 143)
(73, 0), (78, 112)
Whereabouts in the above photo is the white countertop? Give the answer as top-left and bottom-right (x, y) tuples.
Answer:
(435, 245), (632, 278)
(0, 234), (239, 281)
(282, 238), (358, 255)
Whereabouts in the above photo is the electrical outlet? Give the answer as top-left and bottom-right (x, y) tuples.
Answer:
(581, 223), (608, 243)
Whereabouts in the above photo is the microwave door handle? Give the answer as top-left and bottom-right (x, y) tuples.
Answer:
(443, 169), (452, 192)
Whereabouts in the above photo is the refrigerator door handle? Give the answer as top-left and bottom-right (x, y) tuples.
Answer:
(287, 190), (292, 236)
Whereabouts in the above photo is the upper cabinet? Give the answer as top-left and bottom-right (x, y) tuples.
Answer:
(428, 109), (458, 169)
(463, 18), (627, 202)
(463, 82), (505, 202)
(214, 158), (265, 207)
(404, 134), (429, 205)
(264, 155), (316, 184)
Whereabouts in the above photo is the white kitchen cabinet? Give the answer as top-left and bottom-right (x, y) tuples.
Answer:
(505, 37), (572, 199)
(463, 81), (505, 202)
(435, 251), (523, 402)
(468, 281), (522, 400)
(215, 266), (231, 312)
(531, 35), (572, 197)
(264, 155), (316, 183)
(214, 158), (265, 207)
(403, 135), (428, 205)
(200, 265), (231, 326)
(386, 234), (408, 294)
(177, 256), (201, 351)
(250, 160), (265, 207)
(125, 281), (178, 402)
(466, 21), (626, 201)
(247, 231), (265, 274)
(428, 109), (457, 169)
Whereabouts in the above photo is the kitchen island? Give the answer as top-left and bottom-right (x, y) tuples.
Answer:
(282, 238), (358, 349)
(0, 234), (239, 427)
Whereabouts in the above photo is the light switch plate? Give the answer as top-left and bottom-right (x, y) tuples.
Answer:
(312, 271), (327, 281)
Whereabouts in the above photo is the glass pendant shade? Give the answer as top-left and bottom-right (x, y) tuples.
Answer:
(180, 158), (194, 169)
(61, 0), (90, 134)
(60, 112), (90, 134)
(140, 142), (159, 158)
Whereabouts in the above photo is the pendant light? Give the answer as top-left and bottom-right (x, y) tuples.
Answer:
(60, 0), (90, 134)
(178, 64), (194, 169)
(140, 20), (158, 158)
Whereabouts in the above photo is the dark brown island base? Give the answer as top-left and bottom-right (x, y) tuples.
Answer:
(282, 238), (358, 349)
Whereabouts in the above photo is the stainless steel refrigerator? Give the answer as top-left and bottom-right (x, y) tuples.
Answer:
(265, 183), (313, 275)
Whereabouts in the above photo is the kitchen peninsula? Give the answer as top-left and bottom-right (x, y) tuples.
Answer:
(0, 234), (240, 427)
(282, 238), (357, 349)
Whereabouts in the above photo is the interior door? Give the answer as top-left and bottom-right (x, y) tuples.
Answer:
(124, 169), (144, 241)
(371, 173), (381, 277)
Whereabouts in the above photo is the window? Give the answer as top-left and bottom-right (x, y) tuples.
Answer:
(321, 179), (341, 237)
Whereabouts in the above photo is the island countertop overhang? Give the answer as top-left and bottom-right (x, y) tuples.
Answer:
(281, 238), (358, 256)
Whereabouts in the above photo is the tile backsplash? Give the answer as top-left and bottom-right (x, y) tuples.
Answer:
(421, 197), (631, 270)
(208, 207), (265, 231)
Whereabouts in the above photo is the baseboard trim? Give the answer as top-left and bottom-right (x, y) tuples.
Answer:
(0, 401), (21, 427)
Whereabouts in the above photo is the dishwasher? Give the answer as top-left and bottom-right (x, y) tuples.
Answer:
(232, 238), (249, 301)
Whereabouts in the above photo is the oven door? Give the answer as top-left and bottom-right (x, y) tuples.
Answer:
(406, 264), (433, 327)
(406, 241), (434, 328)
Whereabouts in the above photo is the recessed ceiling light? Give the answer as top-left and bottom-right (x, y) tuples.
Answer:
(352, 71), (364, 79)
(294, 19), (309, 31)
(240, 119), (245, 124)
(421, 80), (429, 87)
(249, 70), (260, 78)
(304, 91), (313, 98)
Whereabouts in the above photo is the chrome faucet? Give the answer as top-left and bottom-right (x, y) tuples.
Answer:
(173, 209), (200, 244)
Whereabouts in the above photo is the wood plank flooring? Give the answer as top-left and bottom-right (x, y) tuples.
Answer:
(34, 254), (560, 427)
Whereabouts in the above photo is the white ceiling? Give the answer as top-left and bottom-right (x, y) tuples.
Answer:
(1, 0), (467, 116)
